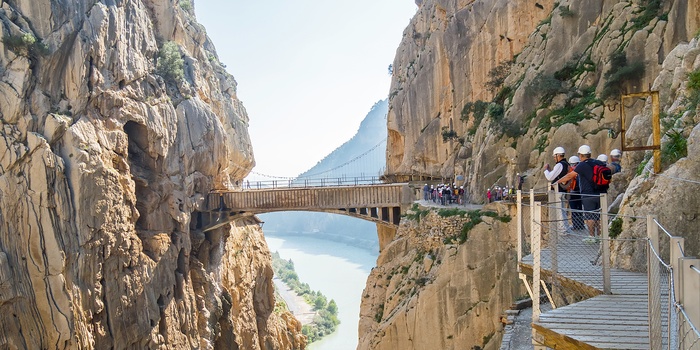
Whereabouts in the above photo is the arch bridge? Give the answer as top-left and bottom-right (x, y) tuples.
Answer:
(196, 182), (415, 248)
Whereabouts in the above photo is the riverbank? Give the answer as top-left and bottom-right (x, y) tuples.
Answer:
(273, 277), (316, 325)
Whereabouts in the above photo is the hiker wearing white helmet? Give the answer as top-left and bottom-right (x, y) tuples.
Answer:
(556, 145), (608, 237)
(544, 146), (570, 193)
(597, 154), (608, 162)
(544, 146), (572, 231)
(609, 149), (622, 173)
(566, 155), (585, 230)
(423, 183), (430, 201)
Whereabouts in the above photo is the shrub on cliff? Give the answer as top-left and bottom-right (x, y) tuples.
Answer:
(2, 33), (49, 57)
(156, 41), (185, 84)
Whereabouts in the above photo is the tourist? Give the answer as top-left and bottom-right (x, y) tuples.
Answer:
(517, 173), (524, 191)
(487, 188), (492, 203)
(423, 183), (430, 201)
(566, 156), (585, 230)
(609, 149), (622, 173)
(544, 146), (571, 231)
(556, 145), (603, 237)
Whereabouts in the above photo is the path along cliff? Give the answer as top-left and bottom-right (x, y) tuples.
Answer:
(362, 0), (700, 348)
(0, 0), (304, 349)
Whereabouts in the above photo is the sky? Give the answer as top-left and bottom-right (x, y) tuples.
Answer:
(195, 0), (417, 180)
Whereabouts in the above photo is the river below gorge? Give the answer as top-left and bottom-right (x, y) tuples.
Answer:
(265, 234), (379, 350)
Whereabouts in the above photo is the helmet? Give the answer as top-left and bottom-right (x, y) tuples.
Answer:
(597, 154), (608, 162)
(610, 149), (622, 157)
(552, 146), (565, 156)
(578, 145), (592, 155)
(568, 155), (580, 164)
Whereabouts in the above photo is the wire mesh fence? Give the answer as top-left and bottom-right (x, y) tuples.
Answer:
(679, 305), (700, 349)
(518, 189), (700, 349)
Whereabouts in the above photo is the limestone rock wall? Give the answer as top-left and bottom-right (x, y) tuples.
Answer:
(385, 0), (700, 269)
(358, 204), (522, 350)
(0, 0), (303, 349)
(387, 0), (699, 196)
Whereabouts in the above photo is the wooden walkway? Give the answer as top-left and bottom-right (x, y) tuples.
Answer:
(520, 233), (653, 349)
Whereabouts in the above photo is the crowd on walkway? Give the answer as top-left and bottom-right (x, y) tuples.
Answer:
(545, 145), (622, 238)
(422, 183), (466, 205)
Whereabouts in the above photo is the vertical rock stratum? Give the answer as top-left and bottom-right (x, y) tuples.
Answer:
(0, 0), (303, 349)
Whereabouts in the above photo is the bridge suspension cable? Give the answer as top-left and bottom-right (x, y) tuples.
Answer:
(242, 138), (387, 180)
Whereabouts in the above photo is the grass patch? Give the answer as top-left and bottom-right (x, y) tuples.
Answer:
(405, 203), (430, 223)
(441, 127), (458, 142)
(443, 210), (509, 245)
(535, 135), (549, 153)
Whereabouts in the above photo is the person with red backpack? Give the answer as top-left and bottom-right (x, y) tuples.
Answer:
(556, 145), (611, 237)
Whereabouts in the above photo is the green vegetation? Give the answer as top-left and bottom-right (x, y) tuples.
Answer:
(535, 134), (548, 153)
(636, 152), (652, 176)
(437, 208), (467, 217)
(374, 303), (384, 323)
(661, 129), (687, 165)
(441, 127), (458, 142)
(271, 252), (339, 343)
(529, 73), (565, 105)
(443, 210), (511, 245)
(609, 217), (623, 239)
(630, 0), (663, 31)
(2, 33), (49, 57)
(156, 41), (185, 84)
(486, 60), (513, 92)
(461, 100), (489, 135)
(558, 5), (576, 17)
(601, 50), (645, 101)
(538, 86), (600, 131)
(179, 0), (192, 11)
(686, 68), (700, 111)
(405, 203), (430, 223)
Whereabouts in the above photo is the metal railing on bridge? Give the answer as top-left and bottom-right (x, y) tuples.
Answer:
(242, 176), (385, 190)
(517, 189), (700, 349)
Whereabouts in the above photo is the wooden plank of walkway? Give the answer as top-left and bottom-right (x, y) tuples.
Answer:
(533, 295), (651, 350)
(520, 231), (654, 349)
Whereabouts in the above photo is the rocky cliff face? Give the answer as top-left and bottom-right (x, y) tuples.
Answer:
(358, 204), (521, 350)
(385, 0), (700, 265)
(0, 0), (303, 349)
(372, 0), (700, 347)
(387, 0), (699, 194)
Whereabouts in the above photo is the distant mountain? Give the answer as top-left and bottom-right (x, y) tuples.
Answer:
(261, 100), (388, 251)
(298, 100), (388, 179)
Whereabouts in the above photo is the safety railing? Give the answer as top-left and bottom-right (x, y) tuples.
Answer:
(648, 218), (700, 350)
(517, 188), (700, 349)
(240, 175), (386, 190)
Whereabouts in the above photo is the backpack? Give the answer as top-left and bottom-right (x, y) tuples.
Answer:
(566, 166), (578, 192)
(589, 160), (612, 192)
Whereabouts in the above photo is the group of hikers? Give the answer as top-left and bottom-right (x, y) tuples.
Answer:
(422, 184), (466, 205)
(544, 145), (622, 238)
(487, 186), (516, 202)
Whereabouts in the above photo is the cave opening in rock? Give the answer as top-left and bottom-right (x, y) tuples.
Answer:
(124, 121), (158, 231)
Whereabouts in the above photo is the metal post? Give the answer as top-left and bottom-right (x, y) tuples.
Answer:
(651, 91), (661, 174)
(647, 215), (662, 350)
(601, 194), (611, 294)
(680, 258), (700, 349)
(549, 188), (558, 278)
(670, 237), (685, 302)
(517, 190), (522, 271)
(533, 202), (542, 322)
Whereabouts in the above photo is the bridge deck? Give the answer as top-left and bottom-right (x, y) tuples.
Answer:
(521, 233), (652, 349)
(201, 183), (414, 230)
